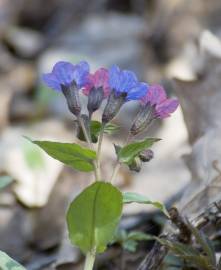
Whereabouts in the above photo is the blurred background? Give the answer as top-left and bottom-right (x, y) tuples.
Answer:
(1, 0), (221, 269)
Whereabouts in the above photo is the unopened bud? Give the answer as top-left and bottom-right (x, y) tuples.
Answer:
(61, 81), (81, 116)
(87, 87), (104, 115)
(139, 149), (154, 162)
(130, 105), (154, 135)
(102, 91), (127, 123)
(129, 157), (142, 172)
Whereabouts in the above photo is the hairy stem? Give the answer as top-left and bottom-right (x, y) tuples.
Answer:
(109, 132), (132, 183)
(110, 162), (121, 184)
(96, 124), (105, 180)
(84, 251), (96, 270)
(78, 116), (94, 150)
(78, 116), (99, 180)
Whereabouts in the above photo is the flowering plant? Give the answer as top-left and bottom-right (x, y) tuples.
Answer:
(28, 61), (178, 270)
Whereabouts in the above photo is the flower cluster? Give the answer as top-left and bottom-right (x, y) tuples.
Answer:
(43, 61), (179, 133)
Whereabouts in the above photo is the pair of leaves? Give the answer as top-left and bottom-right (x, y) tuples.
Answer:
(113, 229), (153, 252)
(117, 137), (160, 165)
(26, 137), (96, 172)
(77, 120), (119, 143)
(67, 182), (123, 254)
(0, 251), (26, 270)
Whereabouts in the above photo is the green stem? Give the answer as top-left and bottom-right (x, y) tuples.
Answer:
(110, 162), (121, 184)
(78, 116), (99, 180)
(96, 125), (105, 180)
(109, 132), (132, 183)
(84, 252), (96, 270)
(78, 116), (94, 150)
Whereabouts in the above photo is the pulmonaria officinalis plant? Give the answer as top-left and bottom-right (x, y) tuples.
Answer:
(27, 60), (179, 270)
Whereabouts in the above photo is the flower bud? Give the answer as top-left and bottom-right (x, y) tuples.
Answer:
(102, 90), (127, 123)
(139, 149), (154, 162)
(129, 157), (142, 172)
(61, 81), (81, 116)
(130, 105), (154, 135)
(87, 86), (104, 115)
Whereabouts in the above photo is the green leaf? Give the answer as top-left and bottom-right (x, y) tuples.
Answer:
(127, 231), (153, 241)
(25, 137), (96, 172)
(0, 176), (13, 190)
(77, 121), (119, 143)
(118, 138), (160, 164)
(123, 239), (138, 252)
(112, 229), (153, 253)
(187, 221), (216, 267)
(0, 251), (26, 269)
(77, 120), (100, 143)
(123, 192), (169, 217)
(104, 123), (120, 135)
(157, 238), (213, 270)
(67, 182), (123, 254)
(22, 140), (45, 169)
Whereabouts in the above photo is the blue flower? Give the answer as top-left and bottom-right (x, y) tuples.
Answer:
(42, 61), (89, 91)
(109, 65), (147, 101)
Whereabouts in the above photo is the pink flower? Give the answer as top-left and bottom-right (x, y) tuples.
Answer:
(83, 68), (110, 97)
(141, 84), (166, 106)
(82, 68), (110, 114)
(155, 98), (179, 118)
(141, 84), (179, 119)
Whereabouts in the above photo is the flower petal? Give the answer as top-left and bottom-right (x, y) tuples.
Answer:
(156, 98), (179, 118)
(118, 70), (138, 92)
(141, 84), (166, 105)
(109, 65), (121, 91)
(126, 82), (148, 100)
(42, 73), (61, 91)
(52, 61), (75, 86)
(82, 68), (110, 97)
(72, 61), (90, 88)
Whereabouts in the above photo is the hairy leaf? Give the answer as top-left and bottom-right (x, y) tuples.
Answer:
(25, 137), (96, 172)
(67, 182), (123, 254)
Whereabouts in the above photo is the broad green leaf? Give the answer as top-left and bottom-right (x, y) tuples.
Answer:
(25, 137), (96, 172)
(123, 192), (169, 217)
(0, 251), (26, 270)
(118, 138), (160, 164)
(67, 182), (123, 254)
(0, 176), (13, 190)
(22, 141), (45, 169)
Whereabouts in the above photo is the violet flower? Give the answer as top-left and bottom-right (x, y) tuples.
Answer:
(141, 84), (179, 119)
(42, 61), (89, 116)
(102, 65), (147, 123)
(131, 84), (179, 135)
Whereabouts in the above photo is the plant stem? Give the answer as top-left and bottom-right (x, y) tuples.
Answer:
(110, 162), (121, 184)
(109, 132), (132, 184)
(84, 252), (95, 270)
(96, 124), (105, 180)
(78, 116), (99, 180)
(78, 116), (94, 150)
